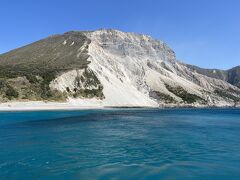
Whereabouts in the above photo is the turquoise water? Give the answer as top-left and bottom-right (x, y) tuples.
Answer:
(0, 108), (240, 179)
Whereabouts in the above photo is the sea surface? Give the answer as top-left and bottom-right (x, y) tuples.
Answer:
(0, 108), (240, 179)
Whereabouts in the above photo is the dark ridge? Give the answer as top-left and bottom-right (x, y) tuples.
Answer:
(186, 64), (240, 88)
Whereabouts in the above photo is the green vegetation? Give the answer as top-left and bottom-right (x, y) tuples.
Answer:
(0, 75), (68, 102)
(214, 89), (240, 102)
(165, 84), (206, 104)
(0, 64), (63, 102)
(0, 67), (105, 102)
(0, 79), (5, 89)
(0, 32), (100, 102)
(72, 69), (104, 99)
(5, 85), (19, 99)
(73, 86), (104, 99)
(149, 90), (176, 103)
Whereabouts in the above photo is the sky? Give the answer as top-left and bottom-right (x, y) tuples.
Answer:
(0, 0), (239, 69)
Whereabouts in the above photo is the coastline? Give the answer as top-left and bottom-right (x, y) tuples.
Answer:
(0, 100), (239, 112)
(0, 100), (104, 112)
(0, 99), (159, 112)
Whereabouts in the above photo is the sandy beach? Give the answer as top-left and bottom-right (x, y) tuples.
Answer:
(0, 99), (106, 111)
(0, 97), (159, 111)
(0, 100), (238, 112)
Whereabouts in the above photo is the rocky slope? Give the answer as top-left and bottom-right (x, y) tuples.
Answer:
(186, 64), (240, 88)
(0, 29), (240, 107)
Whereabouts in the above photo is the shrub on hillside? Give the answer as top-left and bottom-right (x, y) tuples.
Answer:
(5, 86), (19, 99)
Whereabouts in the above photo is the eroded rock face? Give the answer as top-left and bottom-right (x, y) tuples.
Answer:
(50, 68), (104, 99)
(81, 29), (240, 106)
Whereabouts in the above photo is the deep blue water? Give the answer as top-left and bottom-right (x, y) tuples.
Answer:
(0, 108), (240, 179)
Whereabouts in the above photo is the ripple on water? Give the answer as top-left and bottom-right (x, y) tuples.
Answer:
(0, 109), (240, 179)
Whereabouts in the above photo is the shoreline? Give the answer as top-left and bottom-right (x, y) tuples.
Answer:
(0, 100), (158, 112)
(0, 101), (103, 112)
(0, 101), (239, 112)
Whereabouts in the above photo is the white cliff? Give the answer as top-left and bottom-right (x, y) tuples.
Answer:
(49, 29), (240, 107)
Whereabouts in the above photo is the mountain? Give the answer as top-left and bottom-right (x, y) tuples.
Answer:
(227, 66), (240, 88)
(0, 29), (240, 107)
(186, 64), (240, 88)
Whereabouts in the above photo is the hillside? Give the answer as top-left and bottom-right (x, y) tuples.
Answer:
(0, 29), (240, 107)
(0, 32), (99, 102)
(186, 64), (240, 88)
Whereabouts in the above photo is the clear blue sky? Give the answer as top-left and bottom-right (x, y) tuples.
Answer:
(0, 0), (239, 69)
